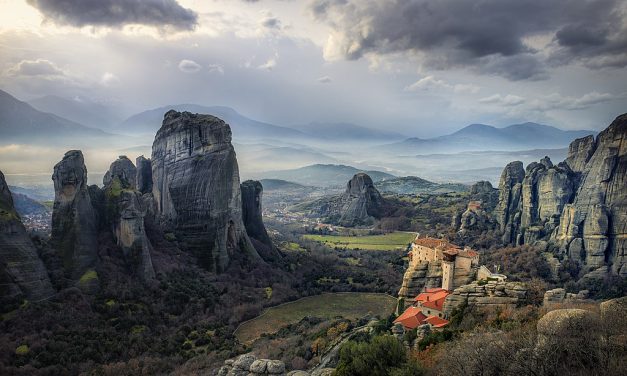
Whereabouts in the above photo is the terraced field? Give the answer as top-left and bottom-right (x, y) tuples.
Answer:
(234, 292), (396, 344)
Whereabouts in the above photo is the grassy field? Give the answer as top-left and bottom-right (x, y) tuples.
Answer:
(303, 232), (415, 251)
(234, 293), (396, 344)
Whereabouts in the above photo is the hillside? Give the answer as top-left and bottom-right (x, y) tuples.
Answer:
(0, 89), (115, 145)
(375, 176), (468, 194)
(259, 179), (308, 191)
(118, 104), (307, 140)
(258, 164), (396, 187)
(27, 95), (124, 130)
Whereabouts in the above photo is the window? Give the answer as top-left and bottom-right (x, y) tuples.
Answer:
(439, 313), (442, 317)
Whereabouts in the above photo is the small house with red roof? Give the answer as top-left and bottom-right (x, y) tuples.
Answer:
(414, 287), (449, 318)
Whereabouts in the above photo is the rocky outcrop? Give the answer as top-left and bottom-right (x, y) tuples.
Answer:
(218, 354), (288, 376)
(443, 280), (527, 317)
(51, 150), (99, 282)
(103, 157), (155, 280)
(495, 161), (525, 244)
(495, 114), (627, 278)
(543, 288), (590, 305)
(295, 173), (385, 227)
(241, 180), (280, 262)
(554, 114), (627, 276)
(217, 354), (331, 376)
(135, 155), (152, 194)
(151, 110), (258, 272)
(398, 261), (442, 304)
(470, 180), (494, 195)
(339, 173), (384, 226)
(103, 155), (136, 189)
(0, 170), (55, 302)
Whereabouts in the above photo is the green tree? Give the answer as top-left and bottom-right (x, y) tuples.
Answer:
(335, 335), (422, 376)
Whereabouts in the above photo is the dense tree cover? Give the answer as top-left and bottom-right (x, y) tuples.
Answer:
(335, 335), (423, 376)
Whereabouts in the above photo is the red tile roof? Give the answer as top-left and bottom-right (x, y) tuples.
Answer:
(424, 316), (449, 328)
(415, 289), (450, 310)
(394, 307), (428, 330)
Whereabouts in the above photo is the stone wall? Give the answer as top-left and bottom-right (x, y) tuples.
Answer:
(443, 280), (528, 317)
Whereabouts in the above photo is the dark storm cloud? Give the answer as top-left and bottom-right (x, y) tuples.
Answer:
(310, 0), (627, 79)
(26, 0), (198, 30)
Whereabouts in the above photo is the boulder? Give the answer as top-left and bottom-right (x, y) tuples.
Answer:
(0, 170), (55, 301)
(266, 359), (286, 374)
(151, 111), (259, 272)
(51, 150), (99, 281)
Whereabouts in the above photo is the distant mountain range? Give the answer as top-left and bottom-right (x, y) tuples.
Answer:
(292, 122), (405, 142)
(27, 95), (124, 130)
(0, 89), (114, 145)
(258, 164), (396, 187)
(118, 104), (306, 140)
(259, 179), (308, 191)
(382, 122), (595, 154)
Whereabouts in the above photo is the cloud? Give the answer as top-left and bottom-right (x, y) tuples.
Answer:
(317, 76), (332, 83)
(479, 91), (622, 114)
(26, 0), (198, 31)
(178, 59), (202, 73)
(405, 76), (480, 94)
(207, 64), (225, 74)
(6, 58), (65, 77)
(100, 72), (120, 86)
(261, 16), (281, 30)
(309, 0), (627, 79)
(258, 57), (277, 70)
(479, 94), (526, 106)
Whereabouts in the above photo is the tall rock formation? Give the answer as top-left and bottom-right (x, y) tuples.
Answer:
(135, 155), (152, 194)
(0, 170), (55, 302)
(496, 113), (627, 277)
(103, 156), (155, 280)
(151, 110), (258, 272)
(295, 173), (385, 227)
(103, 155), (136, 189)
(553, 114), (626, 276)
(51, 150), (99, 281)
(241, 180), (279, 262)
(495, 161), (525, 244)
(340, 173), (385, 226)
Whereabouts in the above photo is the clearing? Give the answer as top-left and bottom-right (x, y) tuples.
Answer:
(234, 292), (396, 344)
(303, 232), (415, 251)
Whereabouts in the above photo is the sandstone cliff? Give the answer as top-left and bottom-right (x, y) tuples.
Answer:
(51, 150), (99, 281)
(0, 170), (55, 302)
(151, 110), (258, 272)
(496, 114), (626, 277)
(241, 180), (280, 262)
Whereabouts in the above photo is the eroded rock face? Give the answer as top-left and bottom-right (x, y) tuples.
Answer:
(495, 113), (627, 278)
(0, 170), (55, 301)
(103, 159), (155, 281)
(135, 155), (152, 194)
(443, 280), (527, 317)
(495, 161), (525, 244)
(470, 181), (494, 195)
(241, 180), (279, 262)
(398, 261), (443, 304)
(103, 155), (136, 189)
(340, 173), (385, 226)
(151, 110), (258, 272)
(51, 150), (99, 281)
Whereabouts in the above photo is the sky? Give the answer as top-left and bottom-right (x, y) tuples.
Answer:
(1, 0), (626, 136)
